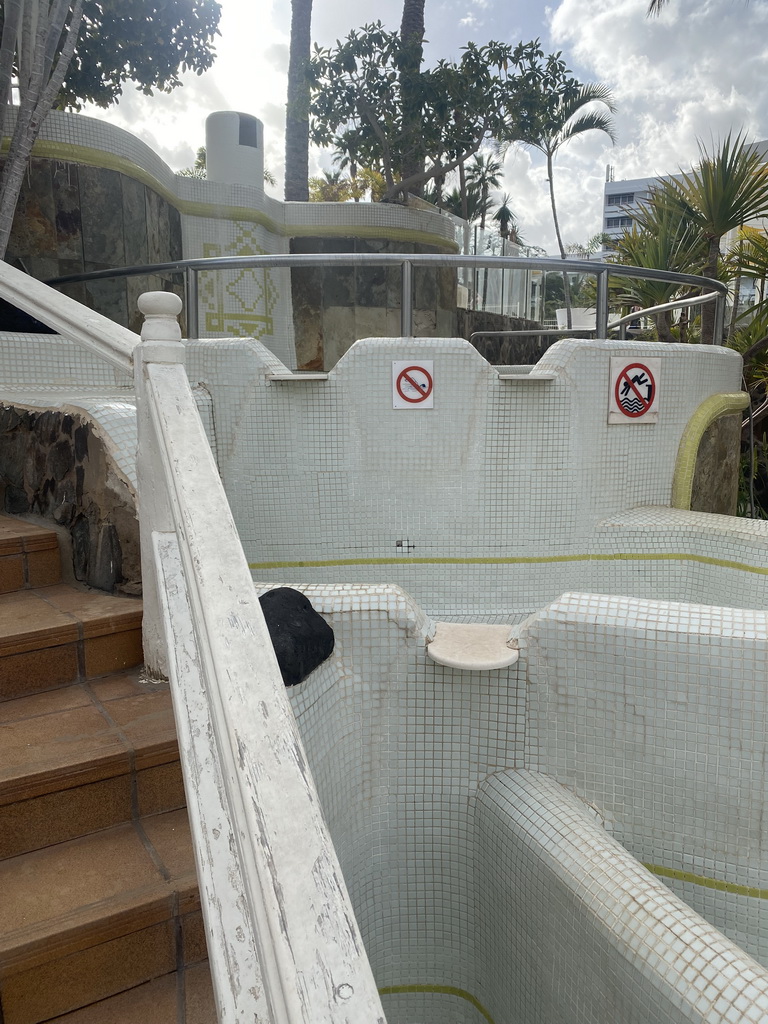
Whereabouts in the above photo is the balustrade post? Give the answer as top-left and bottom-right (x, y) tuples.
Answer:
(134, 291), (185, 677)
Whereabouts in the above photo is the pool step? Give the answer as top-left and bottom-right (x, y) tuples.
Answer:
(0, 514), (216, 1022)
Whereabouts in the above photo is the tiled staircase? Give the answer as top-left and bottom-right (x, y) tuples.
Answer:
(0, 515), (215, 1023)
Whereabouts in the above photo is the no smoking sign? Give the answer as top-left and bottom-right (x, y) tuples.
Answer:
(608, 357), (660, 423)
(392, 361), (434, 409)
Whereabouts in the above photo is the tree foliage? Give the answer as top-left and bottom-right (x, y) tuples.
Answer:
(0, 0), (221, 257)
(308, 29), (576, 202)
(643, 132), (768, 342)
(0, 0), (223, 110)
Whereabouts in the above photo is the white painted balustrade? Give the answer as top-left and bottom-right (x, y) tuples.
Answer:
(0, 262), (385, 1023)
(134, 291), (387, 1023)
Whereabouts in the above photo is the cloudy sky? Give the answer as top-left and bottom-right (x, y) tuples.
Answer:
(83, 0), (768, 254)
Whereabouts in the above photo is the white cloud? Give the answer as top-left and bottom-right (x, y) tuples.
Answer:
(548, 0), (768, 183)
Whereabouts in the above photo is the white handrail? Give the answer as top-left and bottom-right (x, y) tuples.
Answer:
(0, 259), (137, 371)
(134, 294), (386, 1023)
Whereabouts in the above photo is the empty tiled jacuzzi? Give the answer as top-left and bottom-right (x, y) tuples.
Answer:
(5, 332), (768, 1022)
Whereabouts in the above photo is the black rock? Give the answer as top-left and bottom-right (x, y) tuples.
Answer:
(259, 587), (335, 687)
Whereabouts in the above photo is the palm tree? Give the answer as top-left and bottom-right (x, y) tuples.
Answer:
(524, 83), (616, 262)
(652, 132), (768, 343)
(284, 0), (313, 201)
(466, 153), (502, 231)
(492, 192), (518, 244)
(520, 82), (616, 329)
(609, 205), (706, 342)
(398, 0), (426, 196)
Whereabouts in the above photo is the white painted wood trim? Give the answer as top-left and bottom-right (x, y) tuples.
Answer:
(0, 259), (138, 372)
(143, 358), (386, 1024)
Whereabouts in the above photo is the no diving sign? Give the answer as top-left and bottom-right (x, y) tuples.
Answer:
(393, 361), (434, 408)
(609, 357), (660, 423)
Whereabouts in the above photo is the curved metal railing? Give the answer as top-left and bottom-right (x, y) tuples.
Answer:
(46, 254), (729, 344)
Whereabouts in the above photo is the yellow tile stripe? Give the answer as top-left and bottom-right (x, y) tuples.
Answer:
(644, 863), (768, 900)
(672, 393), (750, 510)
(379, 985), (496, 1024)
(249, 551), (768, 575)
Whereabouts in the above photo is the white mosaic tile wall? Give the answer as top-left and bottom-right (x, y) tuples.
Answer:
(0, 333), (215, 491)
(184, 336), (746, 620)
(477, 770), (768, 1024)
(523, 591), (768, 968)
(276, 583), (524, 1024)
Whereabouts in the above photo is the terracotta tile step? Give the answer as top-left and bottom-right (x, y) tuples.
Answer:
(0, 670), (184, 859)
(0, 808), (204, 1024)
(0, 516), (61, 594)
(0, 585), (143, 700)
(45, 962), (216, 1023)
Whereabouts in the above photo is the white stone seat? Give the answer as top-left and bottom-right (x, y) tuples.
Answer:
(427, 621), (519, 671)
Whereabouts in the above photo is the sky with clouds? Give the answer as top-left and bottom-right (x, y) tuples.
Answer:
(82, 0), (768, 255)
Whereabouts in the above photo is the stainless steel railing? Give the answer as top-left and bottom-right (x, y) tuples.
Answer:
(46, 254), (729, 344)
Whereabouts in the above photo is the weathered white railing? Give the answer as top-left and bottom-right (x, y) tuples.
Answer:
(135, 293), (385, 1023)
(0, 263), (385, 1023)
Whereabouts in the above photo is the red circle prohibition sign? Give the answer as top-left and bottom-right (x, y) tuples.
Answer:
(396, 365), (433, 403)
(615, 362), (656, 418)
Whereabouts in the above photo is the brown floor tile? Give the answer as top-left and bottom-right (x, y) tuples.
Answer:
(43, 969), (179, 1023)
(40, 585), (142, 639)
(88, 668), (150, 702)
(181, 910), (208, 966)
(141, 808), (196, 883)
(0, 703), (129, 804)
(1, 920), (177, 1024)
(0, 644), (80, 700)
(0, 517), (57, 556)
(0, 555), (24, 594)
(136, 761), (186, 817)
(103, 690), (178, 769)
(0, 591), (78, 657)
(0, 774), (133, 859)
(0, 821), (164, 936)
(26, 548), (61, 587)
(184, 962), (218, 1024)
(0, 685), (90, 726)
(84, 630), (143, 677)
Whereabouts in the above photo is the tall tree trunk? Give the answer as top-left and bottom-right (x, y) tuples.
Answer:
(398, 0), (425, 198)
(547, 151), (572, 330)
(701, 234), (721, 345)
(284, 0), (313, 202)
(655, 310), (675, 343)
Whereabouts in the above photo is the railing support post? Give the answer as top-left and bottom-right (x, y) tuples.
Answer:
(401, 260), (414, 337)
(134, 291), (185, 677)
(713, 290), (726, 346)
(185, 268), (199, 339)
(595, 268), (609, 338)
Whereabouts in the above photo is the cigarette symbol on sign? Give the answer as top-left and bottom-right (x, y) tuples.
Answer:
(396, 365), (433, 403)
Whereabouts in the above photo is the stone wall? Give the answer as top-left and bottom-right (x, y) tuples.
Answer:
(0, 406), (139, 593)
(457, 308), (570, 365)
(290, 237), (458, 370)
(4, 157), (183, 334)
(690, 411), (742, 515)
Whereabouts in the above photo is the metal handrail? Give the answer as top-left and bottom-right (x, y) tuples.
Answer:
(45, 254), (729, 345)
(607, 291), (724, 337)
(470, 290), (727, 346)
(0, 259), (138, 371)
